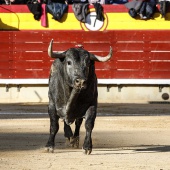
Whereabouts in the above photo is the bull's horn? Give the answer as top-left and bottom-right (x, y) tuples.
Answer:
(90, 46), (113, 62)
(48, 39), (66, 58)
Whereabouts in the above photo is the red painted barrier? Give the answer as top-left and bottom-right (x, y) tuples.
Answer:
(1, 30), (170, 79)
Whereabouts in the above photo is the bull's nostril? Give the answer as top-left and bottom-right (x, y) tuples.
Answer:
(75, 79), (80, 85)
(76, 79), (80, 83)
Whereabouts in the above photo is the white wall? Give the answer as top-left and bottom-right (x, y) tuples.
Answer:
(0, 85), (170, 103)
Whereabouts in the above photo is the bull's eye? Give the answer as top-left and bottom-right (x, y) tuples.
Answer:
(67, 61), (72, 66)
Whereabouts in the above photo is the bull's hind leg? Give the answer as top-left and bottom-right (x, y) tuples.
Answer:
(64, 121), (73, 147)
(83, 106), (96, 155)
(71, 118), (83, 148)
(45, 103), (59, 153)
(64, 118), (83, 148)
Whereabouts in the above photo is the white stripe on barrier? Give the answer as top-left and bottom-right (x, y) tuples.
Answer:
(1, 79), (170, 85)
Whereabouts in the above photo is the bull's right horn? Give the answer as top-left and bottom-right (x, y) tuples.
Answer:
(48, 39), (66, 58)
(90, 46), (113, 62)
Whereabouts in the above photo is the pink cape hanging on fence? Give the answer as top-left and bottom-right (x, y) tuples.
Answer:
(41, 4), (47, 27)
(38, 0), (47, 27)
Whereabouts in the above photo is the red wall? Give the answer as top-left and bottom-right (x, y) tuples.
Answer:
(1, 30), (170, 79)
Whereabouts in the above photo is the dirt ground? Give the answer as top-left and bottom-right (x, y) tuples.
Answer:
(0, 103), (170, 170)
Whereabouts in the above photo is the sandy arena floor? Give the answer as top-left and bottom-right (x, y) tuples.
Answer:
(0, 103), (170, 170)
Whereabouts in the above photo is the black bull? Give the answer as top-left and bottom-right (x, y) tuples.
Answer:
(45, 39), (113, 154)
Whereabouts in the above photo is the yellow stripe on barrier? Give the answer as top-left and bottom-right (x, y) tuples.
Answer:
(1, 12), (170, 30)
(0, 13), (82, 30)
(106, 13), (170, 30)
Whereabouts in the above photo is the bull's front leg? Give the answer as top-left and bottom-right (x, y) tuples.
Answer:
(83, 106), (96, 155)
(45, 103), (59, 153)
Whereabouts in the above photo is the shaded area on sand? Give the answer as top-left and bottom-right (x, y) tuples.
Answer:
(0, 103), (170, 119)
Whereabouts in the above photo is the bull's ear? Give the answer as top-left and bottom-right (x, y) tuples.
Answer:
(90, 46), (113, 62)
(48, 39), (66, 58)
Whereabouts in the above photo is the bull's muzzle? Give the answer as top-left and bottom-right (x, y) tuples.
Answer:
(74, 79), (86, 89)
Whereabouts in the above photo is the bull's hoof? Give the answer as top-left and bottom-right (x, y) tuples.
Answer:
(83, 149), (92, 155)
(65, 138), (71, 147)
(44, 146), (54, 153)
(65, 136), (79, 148)
(70, 136), (79, 148)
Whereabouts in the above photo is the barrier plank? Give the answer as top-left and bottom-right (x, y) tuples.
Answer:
(113, 70), (150, 79)
(116, 42), (144, 51)
(96, 69), (114, 79)
(12, 69), (50, 78)
(14, 61), (51, 69)
(13, 42), (47, 51)
(13, 32), (44, 42)
(116, 61), (148, 70)
(13, 51), (49, 60)
(0, 61), (10, 69)
(115, 52), (148, 60)
(149, 52), (170, 60)
(150, 62), (170, 70)
(149, 43), (170, 51)
(0, 52), (12, 60)
(149, 71), (170, 78)
(0, 70), (11, 79)
(96, 61), (116, 70)
(115, 31), (145, 41)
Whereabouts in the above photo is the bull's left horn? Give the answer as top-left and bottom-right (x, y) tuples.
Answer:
(48, 39), (66, 58)
(90, 46), (113, 62)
